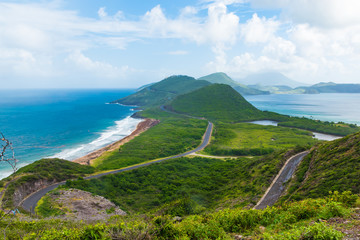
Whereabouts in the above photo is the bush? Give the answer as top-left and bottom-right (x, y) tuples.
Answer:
(300, 222), (344, 240)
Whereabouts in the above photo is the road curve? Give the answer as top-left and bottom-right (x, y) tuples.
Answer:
(21, 121), (213, 213)
(254, 151), (309, 209)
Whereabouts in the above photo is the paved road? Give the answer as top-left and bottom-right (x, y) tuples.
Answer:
(21, 120), (213, 213)
(254, 151), (309, 209)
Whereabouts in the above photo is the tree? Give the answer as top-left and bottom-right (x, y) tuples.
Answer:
(0, 132), (18, 173)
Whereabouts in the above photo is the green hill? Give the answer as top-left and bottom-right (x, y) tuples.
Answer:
(198, 72), (268, 95)
(113, 75), (210, 107)
(0, 158), (94, 208)
(170, 84), (264, 122)
(281, 131), (360, 202)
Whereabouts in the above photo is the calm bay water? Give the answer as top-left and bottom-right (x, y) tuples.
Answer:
(0, 89), (138, 179)
(245, 93), (360, 125)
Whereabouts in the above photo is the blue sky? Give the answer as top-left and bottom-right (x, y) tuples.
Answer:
(1, 0), (360, 88)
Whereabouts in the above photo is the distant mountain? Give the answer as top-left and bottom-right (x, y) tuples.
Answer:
(296, 82), (360, 94)
(169, 84), (265, 122)
(198, 72), (269, 95)
(238, 72), (305, 88)
(281, 130), (360, 202)
(113, 75), (211, 107)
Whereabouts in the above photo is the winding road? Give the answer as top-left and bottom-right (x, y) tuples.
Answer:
(21, 118), (213, 213)
(254, 151), (309, 209)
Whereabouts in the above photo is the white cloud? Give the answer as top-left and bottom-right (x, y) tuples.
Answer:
(205, 3), (239, 45)
(241, 13), (279, 43)
(263, 37), (296, 61)
(98, 7), (107, 18)
(1, 0), (360, 87)
(66, 51), (131, 79)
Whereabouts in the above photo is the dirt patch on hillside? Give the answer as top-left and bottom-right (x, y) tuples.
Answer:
(328, 208), (360, 239)
(73, 118), (160, 165)
(44, 189), (126, 221)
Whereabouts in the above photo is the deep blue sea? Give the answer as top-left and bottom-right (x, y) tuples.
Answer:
(1, 91), (360, 180)
(0, 89), (140, 179)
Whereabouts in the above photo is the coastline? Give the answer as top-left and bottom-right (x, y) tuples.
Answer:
(73, 118), (160, 165)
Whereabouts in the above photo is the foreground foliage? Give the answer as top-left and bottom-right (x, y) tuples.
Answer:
(2, 192), (357, 239)
(66, 152), (294, 214)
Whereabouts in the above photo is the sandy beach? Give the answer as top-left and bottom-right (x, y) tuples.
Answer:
(73, 118), (160, 165)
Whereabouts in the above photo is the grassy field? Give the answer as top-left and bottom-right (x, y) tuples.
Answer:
(203, 123), (318, 156)
(93, 111), (208, 170)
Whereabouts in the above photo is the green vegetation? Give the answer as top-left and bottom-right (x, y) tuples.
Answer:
(277, 117), (359, 136)
(66, 151), (294, 214)
(94, 115), (207, 170)
(204, 123), (318, 156)
(169, 83), (359, 136)
(113, 75), (210, 107)
(14, 158), (94, 180)
(36, 191), (66, 218)
(170, 84), (265, 122)
(198, 72), (268, 95)
(0, 159), (94, 208)
(2, 192), (358, 239)
(280, 131), (360, 202)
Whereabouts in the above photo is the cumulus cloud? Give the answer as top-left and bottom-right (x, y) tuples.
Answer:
(241, 14), (279, 43)
(1, 0), (360, 86)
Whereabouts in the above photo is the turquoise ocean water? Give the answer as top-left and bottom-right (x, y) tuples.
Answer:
(0, 89), (140, 179)
(1, 91), (359, 179)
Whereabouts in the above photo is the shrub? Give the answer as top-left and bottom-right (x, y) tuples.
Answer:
(300, 222), (344, 240)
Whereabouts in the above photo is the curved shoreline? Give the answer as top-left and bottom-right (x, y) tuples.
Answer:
(73, 118), (160, 165)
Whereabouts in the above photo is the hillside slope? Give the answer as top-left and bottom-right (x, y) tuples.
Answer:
(281, 131), (360, 202)
(113, 75), (211, 107)
(170, 84), (264, 122)
(199, 72), (268, 95)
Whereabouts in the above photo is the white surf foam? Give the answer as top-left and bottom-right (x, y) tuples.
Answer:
(49, 116), (142, 161)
